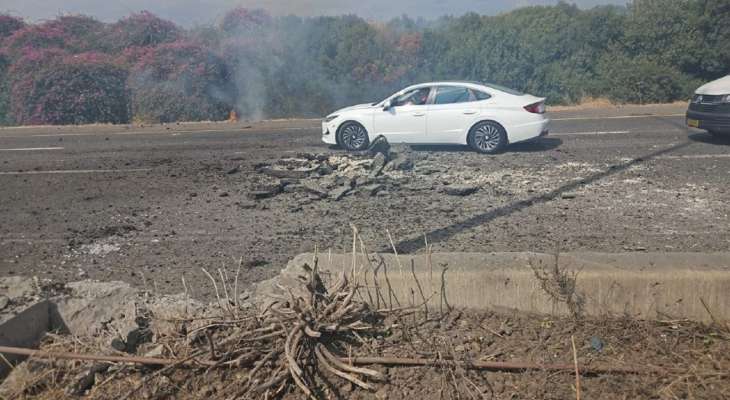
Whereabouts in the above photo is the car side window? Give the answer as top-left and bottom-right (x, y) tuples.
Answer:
(472, 89), (491, 101)
(434, 86), (473, 105)
(393, 88), (430, 107)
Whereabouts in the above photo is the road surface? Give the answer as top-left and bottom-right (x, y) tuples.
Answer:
(2, 103), (728, 297)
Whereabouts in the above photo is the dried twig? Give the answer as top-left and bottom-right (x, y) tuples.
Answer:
(571, 335), (581, 400)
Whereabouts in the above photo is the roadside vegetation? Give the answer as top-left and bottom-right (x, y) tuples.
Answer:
(0, 0), (728, 126)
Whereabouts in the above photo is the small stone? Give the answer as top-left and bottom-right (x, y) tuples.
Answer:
(441, 184), (479, 196)
(302, 182), (329, 198)
(361, 184), (384, 196)
(237, 201), (257, 209)
(329, 186), (351, 201)
(318, 163), (334, 175)
(561, 192), (577, 199)
(144, 344), (165, 358)
(111, 338), (126, 352)
(0, 295), (8, 310)
(226, 166), (240, 175)
(219, 192), (229, 197)
(282, 184), (304, 193)
(590, 336), (604, 352)
(353, 176), (372, 187)
(247, 182), (283, 200)
(386, 153), (414, 171)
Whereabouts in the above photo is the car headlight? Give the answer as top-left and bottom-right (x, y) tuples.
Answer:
(691, 94), (703, 104)
(722, 94), (730, 103)
(324, 115), (339, 123)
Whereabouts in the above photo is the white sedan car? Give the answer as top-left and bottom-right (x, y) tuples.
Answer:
(322, 81), (550, 154)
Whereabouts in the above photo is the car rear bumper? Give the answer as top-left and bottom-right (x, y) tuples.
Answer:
(686, 109), (730, 133)
(508, 117), (550, 143)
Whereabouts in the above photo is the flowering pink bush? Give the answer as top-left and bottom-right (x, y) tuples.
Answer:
(2, 15), (103, 56)
(8, 49), (130, 125)
(129, 40), (234, 123)
(3, 25), (67, 56)
(220, 8), (271, 33)
(0, 14), (25, 39)
(103, 11), (180, 51)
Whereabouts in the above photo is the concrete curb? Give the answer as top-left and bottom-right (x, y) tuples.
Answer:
(255, 252), (730, 323)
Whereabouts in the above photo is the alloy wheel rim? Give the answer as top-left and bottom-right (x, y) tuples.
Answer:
(342, 124), (367, 149)
(474, 124), (501, 151)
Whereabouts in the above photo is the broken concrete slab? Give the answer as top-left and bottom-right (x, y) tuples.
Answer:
(255, 252), (730, 323)
(247, 182), (283, 200)
(329, 186), (351, 201)
(369, 152), (387, 178)
(0, 301), (51, 379)
(0, 277), (209, 378)
(361, 184), (384, 196)
(258, 166), (314, 179)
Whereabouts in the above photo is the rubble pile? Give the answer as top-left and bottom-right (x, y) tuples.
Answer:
(248, 139), (487, 207)
(249, 139), (417, 203)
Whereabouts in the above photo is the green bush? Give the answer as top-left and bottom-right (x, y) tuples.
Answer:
(595, 53), (694, 104)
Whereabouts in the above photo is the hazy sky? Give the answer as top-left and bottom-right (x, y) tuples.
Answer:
(2, 0), (627, 26)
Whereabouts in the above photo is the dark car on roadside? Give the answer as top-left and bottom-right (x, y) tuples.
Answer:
(687, 75), (730, 137)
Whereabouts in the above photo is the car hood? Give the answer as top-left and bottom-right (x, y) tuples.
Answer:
(696, 75), (730, 95)
(333, 103), (377, 114)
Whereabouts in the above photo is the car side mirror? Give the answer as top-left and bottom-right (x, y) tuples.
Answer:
(382, 100), (392, 111)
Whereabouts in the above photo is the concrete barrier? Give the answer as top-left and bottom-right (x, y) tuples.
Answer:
(256, 252), (730, 323)
(0, 301), (51, 379)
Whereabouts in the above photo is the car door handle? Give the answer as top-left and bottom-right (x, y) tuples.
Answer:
(463, 110), (477, 115)
(413, 112), (426, 117)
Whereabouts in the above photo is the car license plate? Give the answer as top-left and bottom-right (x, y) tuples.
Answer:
(687, 118), (700, 128)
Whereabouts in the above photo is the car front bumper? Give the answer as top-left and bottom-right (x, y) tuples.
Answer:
(322, 120), (338, 145)
(686, 109), (730, 134)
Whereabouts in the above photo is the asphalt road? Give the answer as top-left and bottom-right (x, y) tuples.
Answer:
(2, 103), (729, 297)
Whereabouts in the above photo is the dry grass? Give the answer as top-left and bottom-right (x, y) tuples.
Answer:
(548, 97), (688, 111)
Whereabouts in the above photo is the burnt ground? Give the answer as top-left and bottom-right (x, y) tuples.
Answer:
(1, 103), (729, 299)
(3, 307), (730, 399)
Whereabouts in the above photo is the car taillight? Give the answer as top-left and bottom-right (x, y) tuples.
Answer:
(524, 102), (545, 114)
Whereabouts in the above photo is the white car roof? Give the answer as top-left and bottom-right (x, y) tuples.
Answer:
(402, 81), (524, 97)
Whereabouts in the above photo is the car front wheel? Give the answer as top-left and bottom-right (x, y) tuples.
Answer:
(468, 121), (507, 154)
(337, 121), (370, 151)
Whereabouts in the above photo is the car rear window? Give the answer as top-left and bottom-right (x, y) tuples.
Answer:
(482, 83), (524, 96)
(472, 90), (491, 100)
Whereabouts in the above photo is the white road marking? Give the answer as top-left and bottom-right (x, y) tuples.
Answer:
(0, 147), (64, 151)
(656, 154), (730, 160)
(552, 131), (630, 136)
(0, 168), (151, 175)
(551, 113), (685, 121)
(31, 133), (92, 137)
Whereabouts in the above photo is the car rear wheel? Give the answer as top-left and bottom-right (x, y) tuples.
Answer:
(468, 121), (507, 154)
(337, 121), (370, 151)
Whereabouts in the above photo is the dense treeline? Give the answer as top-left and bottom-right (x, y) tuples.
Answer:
(0, 1), (728, 126)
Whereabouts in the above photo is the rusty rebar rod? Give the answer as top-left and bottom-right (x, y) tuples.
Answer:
(0, 346), (217, 367)
(0, 345), (677, 375)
